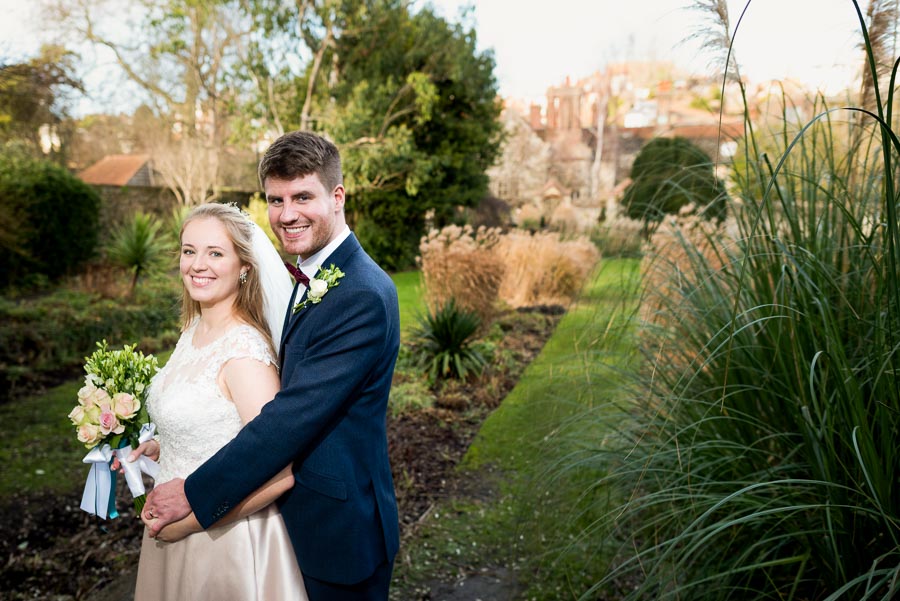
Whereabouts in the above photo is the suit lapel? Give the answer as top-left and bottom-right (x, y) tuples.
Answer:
(279, 283), (302, 365)
(280, 233), (362, 347)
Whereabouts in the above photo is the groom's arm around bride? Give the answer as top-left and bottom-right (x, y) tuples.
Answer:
(145, 131), (401, 600)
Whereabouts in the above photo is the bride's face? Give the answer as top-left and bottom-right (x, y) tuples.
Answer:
(180, 217), (247, 309)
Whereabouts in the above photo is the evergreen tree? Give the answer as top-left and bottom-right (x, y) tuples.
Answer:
(622, 136), (727, 225)
(307, 1), (503, 270)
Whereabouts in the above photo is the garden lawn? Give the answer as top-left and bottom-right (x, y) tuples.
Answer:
(0, 272), (423, 500)
(392, 270), (425, 335)
(391, 257), (642, 600)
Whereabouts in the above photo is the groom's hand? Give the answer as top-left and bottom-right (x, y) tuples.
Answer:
(144, 478), (191, 537)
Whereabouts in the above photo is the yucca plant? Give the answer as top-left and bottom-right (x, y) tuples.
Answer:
(410, 298), (487, 382)
(107, 212), (171, 296)
(567, 2), (900, 600)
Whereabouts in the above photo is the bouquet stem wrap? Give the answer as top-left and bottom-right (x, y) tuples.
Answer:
(80, 423), (160, 519)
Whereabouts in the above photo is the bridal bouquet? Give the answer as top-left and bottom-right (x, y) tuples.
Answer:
(69, 341), (160, 519)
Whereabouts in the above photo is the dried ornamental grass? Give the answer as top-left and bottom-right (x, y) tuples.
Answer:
(639, 207), (733, 326)
(516, 204), (544, 228)
(417, 225), (505, 327)
(496, 230), (600, 308)
(549, 202), (579, 233)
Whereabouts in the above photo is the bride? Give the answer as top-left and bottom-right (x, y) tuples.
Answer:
(121, 203), (307, 600)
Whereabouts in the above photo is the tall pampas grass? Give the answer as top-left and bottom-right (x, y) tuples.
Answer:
(495, 230), (600, 308)
(417, 226), (601, 327)
(417, 224), (505, 327)
(559, 1), (900, 599)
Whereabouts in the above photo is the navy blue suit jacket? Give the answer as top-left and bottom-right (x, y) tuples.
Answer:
(184, 233), (401, 585)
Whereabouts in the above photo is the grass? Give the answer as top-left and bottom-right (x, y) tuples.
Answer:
(392, 270), (425, 336)
(391, 258), (642, 599)
(1, 272), (424, 501)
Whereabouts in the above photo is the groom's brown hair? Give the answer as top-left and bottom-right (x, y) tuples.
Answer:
(258, 131), (343, 192)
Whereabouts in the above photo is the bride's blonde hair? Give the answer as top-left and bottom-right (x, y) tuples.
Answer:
(178, 203), (277, 357)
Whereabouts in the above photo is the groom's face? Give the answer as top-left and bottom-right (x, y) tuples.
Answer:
(265, 172), (346, 260)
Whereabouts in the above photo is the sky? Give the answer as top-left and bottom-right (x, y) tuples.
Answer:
(420, 0), (871, 101)
(0, 0), (876, 111)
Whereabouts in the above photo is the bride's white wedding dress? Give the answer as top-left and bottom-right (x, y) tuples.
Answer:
(134, 321), (307, 601)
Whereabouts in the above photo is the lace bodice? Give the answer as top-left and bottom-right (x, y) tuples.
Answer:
(147, 321), (276, 484)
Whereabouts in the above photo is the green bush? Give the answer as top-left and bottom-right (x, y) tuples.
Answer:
(354, 208), (421, 272)
(0, 151), (101, 289)
(0, 287), (179, 403)
(410, 298), (486, 382)
(388, 373), (435, 416)
(621, 136), (727, 226)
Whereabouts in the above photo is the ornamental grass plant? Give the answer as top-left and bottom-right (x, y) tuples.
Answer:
(410, 298), (487, 383)
(571, 5), (900, 599)
(107, 212), (172, 296)
(495, 230), (600, 308)
(417, 224), (505, 328)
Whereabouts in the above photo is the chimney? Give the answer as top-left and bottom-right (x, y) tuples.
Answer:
(530, 104), (543, 129)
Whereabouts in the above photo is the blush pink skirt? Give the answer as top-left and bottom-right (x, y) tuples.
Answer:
(134, 505), (307, 601)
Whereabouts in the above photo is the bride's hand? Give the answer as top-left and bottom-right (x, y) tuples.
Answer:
(110, 439), (160, 473)
(149, 514), (201, 543)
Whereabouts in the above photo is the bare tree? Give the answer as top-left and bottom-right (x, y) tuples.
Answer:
(149, 132), (220, 206)
(487, 108), (551, 208)
(44, 0), (264, 197)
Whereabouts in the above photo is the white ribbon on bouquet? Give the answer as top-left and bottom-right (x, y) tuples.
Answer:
(80, 423), (160, 519)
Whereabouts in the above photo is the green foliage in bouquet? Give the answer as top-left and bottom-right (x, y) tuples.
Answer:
(69, 341), (159, 451)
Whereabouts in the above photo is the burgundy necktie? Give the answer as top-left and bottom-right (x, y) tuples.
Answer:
(285, 262), (310, 287)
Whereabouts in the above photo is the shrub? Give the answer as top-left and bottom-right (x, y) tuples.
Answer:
(621, 135), (728, 225)
(107, 212), (172, 295)
(463, 195), (512, 229)
(591, 216), (645, 258)
(410, 298), (486, 382)
(354, 207), (421, 272)
(516, 203), (543, 230)
(549, 202), (579, 233)
(388, 369), (435, 416)
(495, 230), (600, 308)
(639, 206), (735, 327)
(417, 224), (505, 328)
(0, 286), (180, 404)
(0, 151), (101, 289)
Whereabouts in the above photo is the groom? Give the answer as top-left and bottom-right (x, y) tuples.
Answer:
(146, 131), (401, 599)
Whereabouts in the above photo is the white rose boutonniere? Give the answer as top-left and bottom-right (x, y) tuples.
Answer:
(293, 263), (346, 314)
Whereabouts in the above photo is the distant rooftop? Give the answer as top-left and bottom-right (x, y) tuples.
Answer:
(78, 154), (153, 186)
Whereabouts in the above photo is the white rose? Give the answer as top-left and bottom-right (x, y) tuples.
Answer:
(77, 423), (102, 447)
(68, 405), (86, 425)
(308, 278), (329, 300)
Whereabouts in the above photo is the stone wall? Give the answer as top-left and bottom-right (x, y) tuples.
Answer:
(92, 185), (256, 230)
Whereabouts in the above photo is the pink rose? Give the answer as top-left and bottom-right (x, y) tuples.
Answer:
(112, 392), (140, 420)
(98, 406), (125, 436)
(77, 423), (102, 447)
